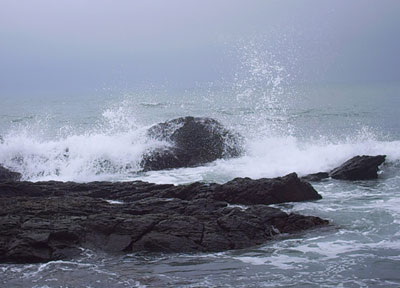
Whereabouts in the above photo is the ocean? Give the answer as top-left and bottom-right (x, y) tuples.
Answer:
(1, 78), (400, 286)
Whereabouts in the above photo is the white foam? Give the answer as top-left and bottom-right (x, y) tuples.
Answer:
(164, 136), (400, 184)
(104, 199), (125, 205)
(0, 103), (177, 182)
(234, 254), (310, 269)
(221, 135), (400, 179)
(1, 124), (399, 183)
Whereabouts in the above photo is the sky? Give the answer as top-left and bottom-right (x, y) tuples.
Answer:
(1, 0), (399, 95)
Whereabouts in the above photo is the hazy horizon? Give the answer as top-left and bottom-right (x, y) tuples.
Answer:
(1, 0), (400, 95)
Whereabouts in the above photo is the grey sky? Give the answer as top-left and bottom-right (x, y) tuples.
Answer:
(1, 0), (399, 94)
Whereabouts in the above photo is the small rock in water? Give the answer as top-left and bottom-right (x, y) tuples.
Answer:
(301, 155), (386, 181)
(141, 116), (243, 171)
(329, 155), (386, 180)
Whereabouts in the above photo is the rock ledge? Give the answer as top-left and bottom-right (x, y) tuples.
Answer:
(0, 173), (326, 263)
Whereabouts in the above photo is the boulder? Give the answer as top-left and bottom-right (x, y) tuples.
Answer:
(211, 173), (322, 204)
(0, 174), (327, 263)
(301, 155), (387, 181)
(0, 165), (21, 182)
(141, 116), (243, 171)
(329, 155), (386, 180)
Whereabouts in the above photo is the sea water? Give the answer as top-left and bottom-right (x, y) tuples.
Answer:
(1, 58), (400, 287)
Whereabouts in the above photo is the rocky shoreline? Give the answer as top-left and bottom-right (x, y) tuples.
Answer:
(0, 116), (387, 264)
(0, 153), (387, 264)
(0, 173), (327, 264)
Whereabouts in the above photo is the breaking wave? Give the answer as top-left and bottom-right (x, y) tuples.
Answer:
(0, 106), (399, 184)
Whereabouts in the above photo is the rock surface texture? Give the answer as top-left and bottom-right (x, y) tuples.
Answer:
(0, 165), (21, 182)
(329, 155), (386, 180)
(141, 116), (243, 171)
(0, 173), (327, 263)
(302, 155), (386, 181)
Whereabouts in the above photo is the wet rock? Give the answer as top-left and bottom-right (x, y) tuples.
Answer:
(212, 173), (322, 205)
(301, 155), (387, 182)
(301, 172), (330, 182)
(329, 155), (386, 180)
(141, 116), (243, 171)
(0, 174), (327, 264)
(0, 165), (21, 182)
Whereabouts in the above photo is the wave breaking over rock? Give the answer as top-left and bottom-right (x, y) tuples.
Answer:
(141, 116), (243, 171)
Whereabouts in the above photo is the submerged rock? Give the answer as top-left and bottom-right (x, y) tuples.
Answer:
(329, 155), (386, 180)
(0, 173), (327, 263)
(0, 165), (21, 182)
(141, 116), (243, 171)
(301, 172), (330, 182)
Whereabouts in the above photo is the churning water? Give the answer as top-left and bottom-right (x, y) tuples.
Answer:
(1, 46), (400, 287)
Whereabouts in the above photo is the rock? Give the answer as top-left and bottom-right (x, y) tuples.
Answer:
(301, 172), (329, 182)
(0, 174), (327, 263)
(0, 165), (21, 182)
(211, 173), (322, 205)
(301, 155), (387, 182)
(329, 155), (386, 180)
(141, 116), (243, 171)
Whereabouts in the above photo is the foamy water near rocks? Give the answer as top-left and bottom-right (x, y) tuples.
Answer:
(0, 132), (387, 265)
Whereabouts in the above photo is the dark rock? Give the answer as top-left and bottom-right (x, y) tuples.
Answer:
(0, 174), (327, 264)
(0, 165), (21, 182)
(301, 172), (330, 182)
(212, 173), (322, 205)
(141, 116), (243, 171)
(329, 155), (386, 180)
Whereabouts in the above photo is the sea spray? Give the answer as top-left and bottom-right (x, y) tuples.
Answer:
(0, 108), (165, 182)
(0, 41), (399, 183)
